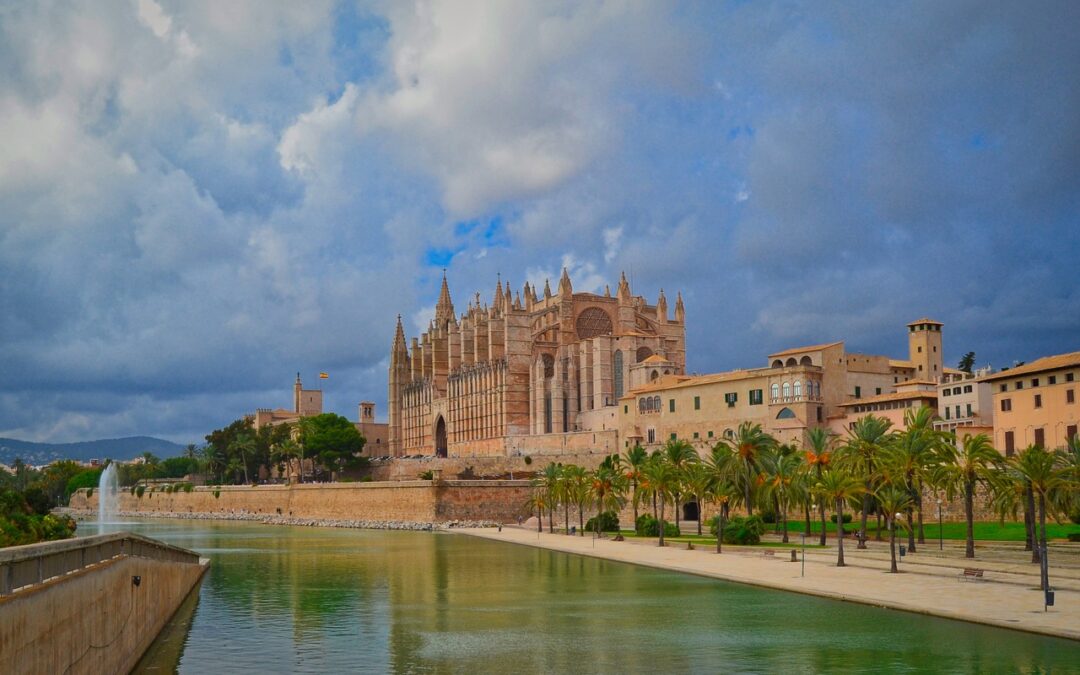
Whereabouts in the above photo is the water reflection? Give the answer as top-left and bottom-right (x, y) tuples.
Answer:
(114, 520), (1080, 674)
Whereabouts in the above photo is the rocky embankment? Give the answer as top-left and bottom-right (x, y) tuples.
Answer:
(59, 508), (499, 531)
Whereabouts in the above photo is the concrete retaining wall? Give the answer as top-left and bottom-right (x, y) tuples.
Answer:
(0, 536), (208, 675)
(70, 480), (535, 524)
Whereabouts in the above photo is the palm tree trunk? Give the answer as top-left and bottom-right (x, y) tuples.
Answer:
(658, 499), (666, 547)
(697, 494), (703, 536)
(916, 479), (925, 544)
(781, 500), (789, 544)
(674, 493), (681, 531)
(632, 481), (639, 524)
(538, 505), (543, 533)
(564, 503), (570, 535)
(745, 468), (753, 516)
(876, 511), (883, 541)
(819, 498), (828, 546)
(1038, 492), (1049, 591)
(964, 479), (975, 559)
(548, 506), (554, 533)
(858, 492), (869, 549)
(889, 517), (898, 573)
(1025, 482), (1039, 563)
(716, 505), (726, 554)
(804, 502), (811, 536)
(578, 503), (584, 536)
(906, 507), (917, 553)
(836, 499), (846, 567)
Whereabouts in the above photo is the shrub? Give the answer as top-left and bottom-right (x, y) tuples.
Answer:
(163, 484), (173, 494)
(523, 455), (533, 465)
(183, 483), (194, 493)
(130, 486), (137, 496)
(1069, 510), (1080, 525)
(759, 510), (777, 524)
(362, 476), (373, 482)
(86, 487), (94, 499)
(722, 515), (766, 545)
(213, 490), (221, 499)
(635, 514), (679, 537)
(585, 511), (620, 533)
(135, 485), (146, 498)
(830, 513), (853, 524)
(418, 470), (434, 480)
(1068, 532), (1080, 543)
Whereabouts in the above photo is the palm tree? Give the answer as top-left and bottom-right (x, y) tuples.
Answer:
(590, 460), (627, 537)
(622, 444), (649, 524)
(805, 427), (835, 545)
(563, 465), (590, 535)
(662, 438), (699, 530)
(840, 414), (892, 549)
(875, 485), (914, 573)
(760, 448), (803, 543)
(641, 458), (680, 547)
(883, 407), (940, 553)
(721, 421), (775, 516)
(527, 489), (547, 532)
(814, 470), (865, 567)
(1013, 445), (1071, 590)
(681, 462), (714, 536)
(710, 479), (738, 553)
(936, 433), (1000, 558)
(229, 433), (255, 485)
(539, 463), (563, 533)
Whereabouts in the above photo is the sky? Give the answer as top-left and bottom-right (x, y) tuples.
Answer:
(2, 1), (1079, 445)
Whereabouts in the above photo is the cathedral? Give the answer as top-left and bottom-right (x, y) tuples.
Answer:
(388, 270), (686, 457)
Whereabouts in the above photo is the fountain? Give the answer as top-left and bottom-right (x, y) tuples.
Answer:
(98, 462), (119, 531)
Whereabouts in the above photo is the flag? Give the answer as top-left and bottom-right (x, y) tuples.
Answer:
(319, 372), (329, 379)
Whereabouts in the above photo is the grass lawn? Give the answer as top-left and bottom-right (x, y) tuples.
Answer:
(780, 519), (1080, 542)
(614, 530), (826, 548)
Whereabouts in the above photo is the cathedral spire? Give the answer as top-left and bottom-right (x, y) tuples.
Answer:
(674, 291), (685, 323)
(435, 270), (455, 330)
(604, 284), (611, 298)
(656, 288), (668, 323)
(393, 315), (407, 352)
(493, 275), (504, 311)
(616, 271), (631, 303)
(558, 267), (572, 296)
(543, 278), (552, 299)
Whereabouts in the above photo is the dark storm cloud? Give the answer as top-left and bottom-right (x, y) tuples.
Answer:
(0, 1), (1077, 443)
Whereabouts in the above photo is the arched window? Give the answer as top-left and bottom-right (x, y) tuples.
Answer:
(724, 428), (734, 439)
(799, 355), (812, 367)
(771, 383), (779, 400)
(651, 370), (660, 382)
(793, 381), (802, 399)
(639, 398), (646, 413)
(782, 382), (791, 399)
(771, 359), (783, 368)
(653, 396), (661, 411)
(814, 381), (821, 398)
(636, 346), (653, 362)
(614, 350), (624, 400)
(776, 407), (796, 420)
(785, 357), (797, 367)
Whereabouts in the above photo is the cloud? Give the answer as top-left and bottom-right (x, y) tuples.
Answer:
(1, 1), (1078, 445)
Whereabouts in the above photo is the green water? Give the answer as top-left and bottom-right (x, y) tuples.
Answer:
(101, 519), (1078, 674)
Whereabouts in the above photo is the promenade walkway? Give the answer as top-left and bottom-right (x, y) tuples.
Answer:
(459, 527), (1080, 642)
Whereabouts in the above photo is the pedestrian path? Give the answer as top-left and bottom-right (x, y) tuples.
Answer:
(459, 527), (1080, 642)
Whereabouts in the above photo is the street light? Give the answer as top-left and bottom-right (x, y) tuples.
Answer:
(801, 530), (806, 577)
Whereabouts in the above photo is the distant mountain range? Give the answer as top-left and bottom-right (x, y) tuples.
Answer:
(0, 436), (188, 467)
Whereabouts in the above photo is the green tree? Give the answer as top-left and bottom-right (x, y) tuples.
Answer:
(882, 406), (940, 553)
(957, 352), (976, 374)
(621, 444), (649, 523)
(839, 414), (892, 549)
(719, 421), (775, 516)
(37, 460), (83, 506)
(641, 457), (680, 547)
(299, 414), (367, 477)
(661, 438), (699, 530)
(760, 448), (803, 543)
(589, 458), (627, 538)
(936, 433), (1001, 558)
(875, 485), (914, 573)
(1013, 445), (1072, 590)
(814, 470), (865, 567)
(804, 427), (836, 545)
(709, 479), (738, 553)
(680, 462), (714, 536)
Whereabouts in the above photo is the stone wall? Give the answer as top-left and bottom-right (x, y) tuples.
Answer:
(0, 540), (207, 675)
(443, 429), (619, 460)
(70, 481), (535, 524)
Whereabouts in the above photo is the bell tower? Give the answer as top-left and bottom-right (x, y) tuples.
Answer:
(907, 318), (944, 381)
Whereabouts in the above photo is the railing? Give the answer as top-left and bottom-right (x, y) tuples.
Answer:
(0, 532), (201, 596)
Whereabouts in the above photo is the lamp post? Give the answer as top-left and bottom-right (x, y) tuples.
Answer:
(937, 499), (943, 551)
(801, 531), (806, 578)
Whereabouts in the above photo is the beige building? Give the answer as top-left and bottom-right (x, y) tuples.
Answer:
(934, 366), (995, 438)
(251, 374), (324, 430)
(356, 401), (389, 457)
(983, 351), (1080, 456)
(618, 318), (953, 451)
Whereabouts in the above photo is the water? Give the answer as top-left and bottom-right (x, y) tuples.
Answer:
(91, 520), (1080, 674)
(97, 463), (119, 532)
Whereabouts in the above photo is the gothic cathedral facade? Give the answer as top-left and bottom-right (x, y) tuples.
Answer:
(388, 270), (686, 457)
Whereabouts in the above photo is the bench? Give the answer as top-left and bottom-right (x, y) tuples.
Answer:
(958, 568), (985, 582)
